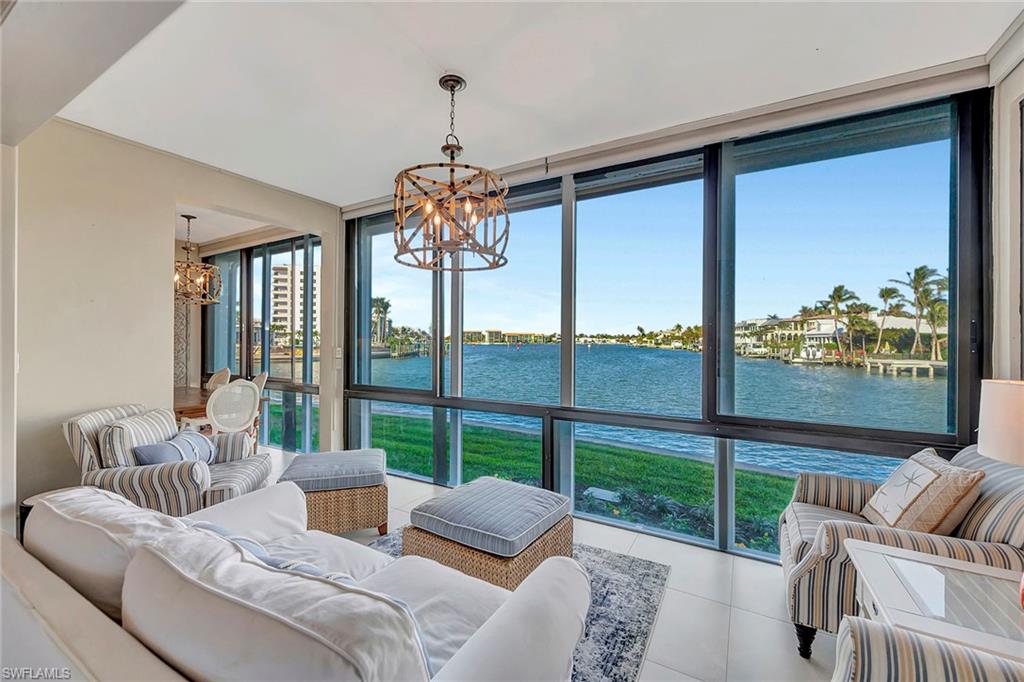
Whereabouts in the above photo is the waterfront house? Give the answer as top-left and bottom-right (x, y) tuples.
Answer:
(4, 4), (1024, 682)
(804, 316), (846, 347)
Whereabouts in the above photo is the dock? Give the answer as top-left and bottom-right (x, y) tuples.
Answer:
(864, 359), (946, 378)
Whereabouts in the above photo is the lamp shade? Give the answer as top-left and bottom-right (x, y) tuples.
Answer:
(977, 380), (1024, 465)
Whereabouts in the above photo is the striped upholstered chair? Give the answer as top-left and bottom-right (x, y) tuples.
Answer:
(781, 444), (1024, 658)
(833, 616), (1024, 681)
(62, 404), (272, 516)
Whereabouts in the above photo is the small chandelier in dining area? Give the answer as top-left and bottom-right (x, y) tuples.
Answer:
(174, 214), (221, 305)
(393, 74), (510, 271)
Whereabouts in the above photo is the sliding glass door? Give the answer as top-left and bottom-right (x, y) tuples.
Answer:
(345, 91), (987, 559)
(204, 234), (322, 453)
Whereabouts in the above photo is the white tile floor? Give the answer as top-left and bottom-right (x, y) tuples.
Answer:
(270, 454), (837, 682)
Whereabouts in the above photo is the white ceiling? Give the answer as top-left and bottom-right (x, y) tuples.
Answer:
(1, 0), (181, 145)
(175, 204), (268, 244)
(61, 2), (1022, 208)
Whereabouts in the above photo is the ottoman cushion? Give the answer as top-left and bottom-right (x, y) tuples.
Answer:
(411, 477), (570, 557)
(279, 449), (386, 492)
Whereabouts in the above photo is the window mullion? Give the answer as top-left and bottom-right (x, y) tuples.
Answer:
(431, 261), (446, 483)
(557, 175), (576, 498)
(560, 175), (576, 408)
(449, 252), (464, 485)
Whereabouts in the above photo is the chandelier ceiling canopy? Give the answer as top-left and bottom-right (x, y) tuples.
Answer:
(393, 74), (510, 272)
(174, 214), (222, 305)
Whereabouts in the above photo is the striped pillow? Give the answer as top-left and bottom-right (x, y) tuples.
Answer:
(951, 445), (1024, 549)
(98, 408), (179, 468)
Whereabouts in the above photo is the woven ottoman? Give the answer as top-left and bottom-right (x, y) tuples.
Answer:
(278, 449), (389, 535)
(403, 476), (573, 589)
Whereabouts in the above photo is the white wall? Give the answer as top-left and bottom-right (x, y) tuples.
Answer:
(15, 120), (340, 502)
(992, 53), (1024, 380)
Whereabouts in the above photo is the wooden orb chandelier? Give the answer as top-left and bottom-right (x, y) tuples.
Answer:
(394, 74), (509, 272)
(174, 214), (222, 305)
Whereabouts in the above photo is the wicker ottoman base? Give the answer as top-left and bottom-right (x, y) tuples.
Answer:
(402, 515), (573, 589)
(305, 484), (388, 535)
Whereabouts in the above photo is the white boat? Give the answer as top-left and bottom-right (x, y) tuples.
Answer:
(800, 345), (823, 361)
(744, 343), (770, 358)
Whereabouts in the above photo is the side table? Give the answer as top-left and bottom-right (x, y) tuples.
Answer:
(845, 538), (1024, 662)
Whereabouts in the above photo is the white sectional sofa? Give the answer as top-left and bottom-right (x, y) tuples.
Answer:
(3, 484), (591, 681)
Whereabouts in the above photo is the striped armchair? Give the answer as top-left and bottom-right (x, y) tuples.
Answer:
(833, 616), (1024, 681)
(781, 444), (1024, 658)
(62, 405), (272, 516)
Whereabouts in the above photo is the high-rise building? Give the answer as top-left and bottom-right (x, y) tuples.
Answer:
(270, 264), (320, 342)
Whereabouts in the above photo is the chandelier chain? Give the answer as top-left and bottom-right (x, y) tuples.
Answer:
(183, 215), (194, 262)
(447, 84), (458, 146)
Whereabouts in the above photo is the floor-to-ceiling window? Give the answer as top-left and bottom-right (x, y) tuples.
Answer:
(345, 91), (987, 559)
(204, 234), (322, 453)
(204, 251), (242, 375)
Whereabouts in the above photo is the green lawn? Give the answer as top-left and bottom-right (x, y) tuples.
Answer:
(264, 402), (320, 452)
(371, 413), (794, 554)
(264, 405), (795, 554)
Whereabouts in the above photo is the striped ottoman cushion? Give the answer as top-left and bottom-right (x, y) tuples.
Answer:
(411, 477), (570, 557)
(279, 449), (386, 492)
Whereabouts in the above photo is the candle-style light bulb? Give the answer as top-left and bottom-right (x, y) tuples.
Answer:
(424, 201), (433, 215)
(433, 213), (441, 227)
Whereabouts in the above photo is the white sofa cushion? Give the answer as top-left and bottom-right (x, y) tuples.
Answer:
(359, 555), (509, 673)
(23, 487), (188, 620)
(122, 528), (432, 681)
(185, 481), (308, 544)
(263, 530), (393, 582)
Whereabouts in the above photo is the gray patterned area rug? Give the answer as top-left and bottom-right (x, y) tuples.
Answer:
(370, 528), (670, 682)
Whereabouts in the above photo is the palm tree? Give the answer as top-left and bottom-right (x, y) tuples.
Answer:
(798, 305), (818, 319)
(636, 325), (646, 337)
(371, 297), (391, 344)
(269, 323), (288, 349)
(845, 302), (877, 355)
(872, 286), (903, 355)
(889, 266), (941, 355)
(817, 285), (859, 350)
(920, 286), (949, 362)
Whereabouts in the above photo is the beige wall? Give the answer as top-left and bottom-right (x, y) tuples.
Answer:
(2, 144), (18, 534)
(15, 120), (340, 501)
(992, 56), (1024, 380)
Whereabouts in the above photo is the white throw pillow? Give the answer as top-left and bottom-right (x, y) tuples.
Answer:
(862, 448), (985, 534)
(23, 487), (188, 620)
(122, 528), (432, 682)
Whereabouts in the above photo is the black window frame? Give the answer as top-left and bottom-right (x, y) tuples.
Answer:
(201, 233), (323, 453)
(344, 89), (991, 559)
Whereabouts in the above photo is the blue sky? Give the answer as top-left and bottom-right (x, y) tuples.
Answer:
(375, 140), (952, 334)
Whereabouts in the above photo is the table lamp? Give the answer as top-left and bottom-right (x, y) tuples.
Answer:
(976, 379), (1024, 609)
